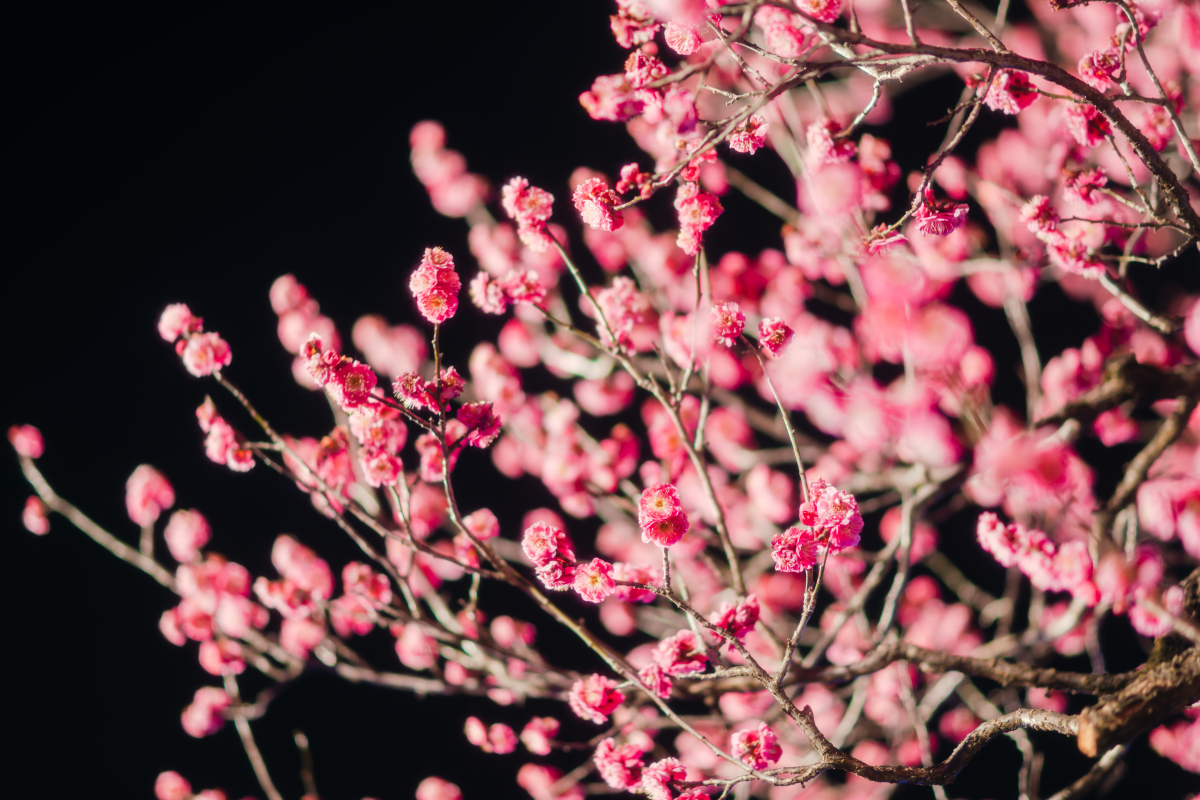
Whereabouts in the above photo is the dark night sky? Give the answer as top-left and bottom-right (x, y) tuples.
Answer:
(5, 4), (1199, 800)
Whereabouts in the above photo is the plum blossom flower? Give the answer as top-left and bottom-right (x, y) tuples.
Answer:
(675, 181), (723, 255)
(23, 496), (49, 535)
(569, 674), (625, 723)
(522, 521), (578, 590)
(664, 21), (702, 54)
(710, 302), (746, 346)
(914, 188), (970, 236)
(501, 177), (555, 251)
(773, 478), (863, 572)
(180, 687), (230, 738)
(180, 332), (232, 377)
(729, 115), (769, 154)
(126, 465), (175, 526)
(806, 118), (857, 164)
(158, 304), (203, 342)
(982, 70), (1038, 115)
(594, 737), (646, 790)
(573, 177), (624, 232)
(7, 424), (44, 458)
(457, 402), (502, 447)
(154, 772), (194, 800)
(641, 758), (687, 800)
(654, 629), (708, 675)
(1065, 103), (1112, 148)
(757, 317), (794, 357)
(521, 717), (560, 756)
(731, 723), (782, 770)
(574, 557), (617, 603)
(712, 593), (760, 641)
(416, 777), (462, 800)
(164, 510), (211, 563)
(410, 247), (461, 325)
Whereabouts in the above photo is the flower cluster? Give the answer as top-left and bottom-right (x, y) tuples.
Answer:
(637, 482), (690, 547)
(772, 478), (863, 572)
(502, 177), (556, 252)
(195, 397), (255, 472)
(568, 673), (625, 724)
(410, 246), (462, 325)
(159, 303), (232, 377)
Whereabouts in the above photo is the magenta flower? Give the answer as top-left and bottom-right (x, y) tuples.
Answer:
(711, 301), (746, 346)
(729, 114), (769, 154)
(573, 557), (617, 603)
(7, 424), (44, 459)
(126, 464), (175, 526)
(568, 674), (625, 723)
(573, 176), (624, 232)
(594, 737), (646, 790)
(731, 723), (782, 770)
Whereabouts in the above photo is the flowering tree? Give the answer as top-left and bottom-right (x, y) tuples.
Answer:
(11, 0), (1200, 799)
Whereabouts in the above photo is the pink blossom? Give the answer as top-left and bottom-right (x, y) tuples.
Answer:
(394, 621), (438, 671)
(410, 247), (461, 325)
(799, 477), (864, 551)
(470, 271), (509, 315)
(664, 21), (702, 54)
(1064, 103), (1112, 148)
(863, 224), (908, 255)
(568, 674), (625, 723)
(181, 687), (230, 738)
(1019, 195), (1063, 244)
(1048, 231), (1106, 279)
(638, 663), (673, 698)
(731, 723), (782, 770)
(712, 593), (760, 641)
(757, 317), (794, 358)
(655, 629), (707, 675)
(573, 177), (624, 232)
(498, 269), (549, 306)
(613, 562), (659, 602)
(517, 764), (585, 800)
(198, 639), (245, 676)
(416, 777), (462, 800)
(462, 508), (501, 541)
(280, 617), (326, 659)
(164, 509), (211, 563)
(729, 115), (769, 154)
(501, 177), (556, 251)
(327, 359), (378, 412)
(272, 535), (333, 600)
(1078, 50), (1120, 91)
(361, 450), (402, 487)
(1149, 714), (1200, 773)
(710, 301), (745, 346)
(579, 74), (646, 122)
(522, 521), (578, 590)
(796, 0), (842, 22)
(641, 510), (689, 547)
(806, 119), (857, 164)
(154, 771), (192, 800)
(158, 303), (202, 342)
(520, 717), (560, 756)
(616, 162), (653, 198)
(574, 557), (617, 603)
(983, 70), (1038, 115)
(126, 465), (175, 526)
(594, 737), (646, 790)
(772, 525), (823, 572)
(457, 402), (502, 448)
(22, 496), (50, 535)
(641, 758), (687, 800)
(675, 182), (723, 255)
(180, 332), (232, 377)
(638, 483), (683, 525)
(1062, 167), (1108, 208)
(330, 594), (376, 637)
(914, 188), (970, 237)
(7, 424), (44, 458)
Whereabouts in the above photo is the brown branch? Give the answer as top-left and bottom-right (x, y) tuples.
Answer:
(1037, 356), (1200, 428)
(1076, 645), (1200, 756)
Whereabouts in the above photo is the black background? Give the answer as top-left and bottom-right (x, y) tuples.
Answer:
(5, 4), (1198, 799)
